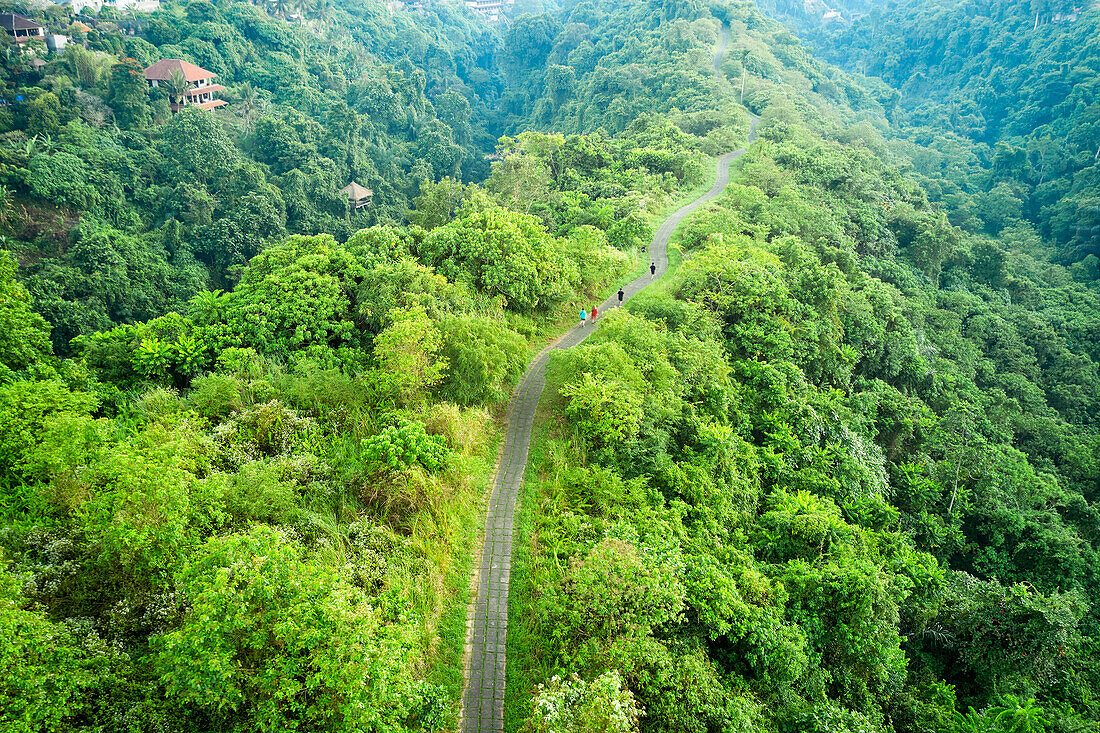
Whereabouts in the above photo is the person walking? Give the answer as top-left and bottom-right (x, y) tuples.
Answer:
(591, 306), (598, 322)
(617, 288), (625, 307)
(650, 261), (657, 278)
(579, 308), (587, 327)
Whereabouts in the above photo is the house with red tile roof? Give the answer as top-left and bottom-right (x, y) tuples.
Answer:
(143, 59), (227, 112)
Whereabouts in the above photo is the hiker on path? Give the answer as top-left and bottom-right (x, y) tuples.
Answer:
(617, 288), (625, 307)
(650, 261), (656, 278)
(579, 309), (587, 327)
(592, 306), (598, 322)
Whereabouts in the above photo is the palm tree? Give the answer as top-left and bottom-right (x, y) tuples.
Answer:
(988, 696), (1051, 733)
(313, 0), (333, 28)
(293, 0), (314, 25)
(235, 82), (263, 133)
(271, 0), (293, 20)
(160, 68), (193, 109)
(25, 134), (57, 158)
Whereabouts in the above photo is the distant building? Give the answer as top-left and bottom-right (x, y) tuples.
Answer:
(464, 0), (512, 21)
(0, 13), (45, 43)
(114, 0), (161, 12)
(59, 0), (161, 14)
(61, 0), (104, 12)
(340, 182), (373, 209)
(143, 58), (228, 112)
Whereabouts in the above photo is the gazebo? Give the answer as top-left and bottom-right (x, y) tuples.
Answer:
(339, 181), (372, 209)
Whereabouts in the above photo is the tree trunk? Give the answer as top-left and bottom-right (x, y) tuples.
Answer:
(947, 429), (969, 515)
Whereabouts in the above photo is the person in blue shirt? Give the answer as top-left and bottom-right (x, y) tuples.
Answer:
(579, 309), (587, 327)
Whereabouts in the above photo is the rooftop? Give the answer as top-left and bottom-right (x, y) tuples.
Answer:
(340, 182), (373, 199)
(143, 58), (217, 82)
(0, 13), (43, 32)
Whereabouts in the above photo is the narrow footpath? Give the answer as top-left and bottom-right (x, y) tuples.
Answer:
(459, 27), (760, 733)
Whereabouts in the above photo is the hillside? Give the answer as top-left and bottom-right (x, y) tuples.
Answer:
(0, 0), (508, 354)
(770, 0), (1100, 270)
(0, 0), (1098, 731)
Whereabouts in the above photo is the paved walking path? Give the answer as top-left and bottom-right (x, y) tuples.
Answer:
(458, 26), (759, 733)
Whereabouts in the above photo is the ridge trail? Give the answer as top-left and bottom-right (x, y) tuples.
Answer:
(458, 26), (759, 733)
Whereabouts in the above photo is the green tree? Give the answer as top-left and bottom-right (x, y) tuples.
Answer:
(107, 57), (149, 129)
(420, 206), (574, 313)
(551, 537), (684, 649)
(408, 177), (465, 230)
(159, 106), (238, 186)
(0, 570), (87, 732)
(437, 314), (527, 404)
(156, 525), (434, 731)
(373, 305), (447, 406)
(0, 252), (53, 381)
(560, 372), (644, 448)
(21, 92), (62, 137)
(224, 234), (364, 358)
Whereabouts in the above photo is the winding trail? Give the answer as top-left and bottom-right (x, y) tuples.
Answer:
(458, 26), (759, 733)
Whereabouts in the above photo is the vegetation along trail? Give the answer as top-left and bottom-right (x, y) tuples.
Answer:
(459, 26), (759, 733)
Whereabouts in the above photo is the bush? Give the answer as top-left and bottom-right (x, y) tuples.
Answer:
(437, 315), (526, 405)
(527, 671), (641, 733)
(156, 525), (437, 732)
(222, 460), (301, 526)
(361, 421), (448, 474)
(550, 538), (683, 650)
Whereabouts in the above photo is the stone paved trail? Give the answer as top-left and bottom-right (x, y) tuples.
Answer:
(458, 25), (759, 733)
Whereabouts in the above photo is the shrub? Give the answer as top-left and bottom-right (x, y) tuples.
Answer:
(437, 315), (526, 405)
(361, 421), (448, 474)
(527, 671), (641, 733)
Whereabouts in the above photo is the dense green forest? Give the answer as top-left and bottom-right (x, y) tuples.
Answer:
(1, 0), (1099, 731)
(0, 0), (509, 353)
(502, 2), (1100, 733)
(776, 0), (1100, 272)
(0, 0), (745, 728)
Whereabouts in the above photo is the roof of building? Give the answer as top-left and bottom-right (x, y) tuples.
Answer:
(340, 182), (373, 199)
(143, 58), (216, 82)
(0, 13), (43, 32)
(193, 99), (228, 110)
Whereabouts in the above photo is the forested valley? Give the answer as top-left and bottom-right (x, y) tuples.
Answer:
(0, 0), (1098, 731)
